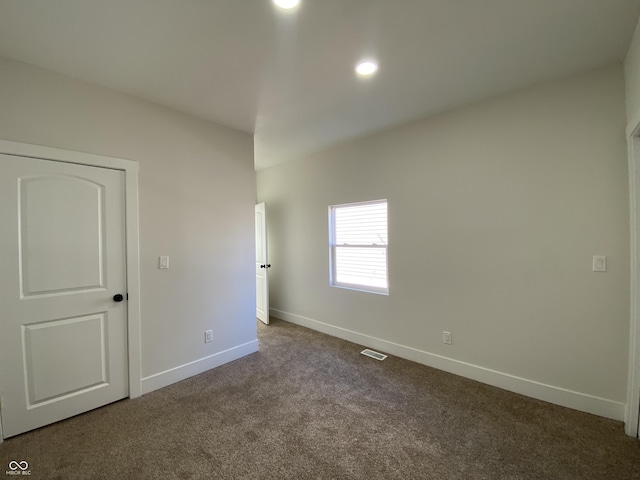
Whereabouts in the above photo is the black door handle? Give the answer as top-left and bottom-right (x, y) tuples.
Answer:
(260, 264), (272, 269)
(113, 294), (124, 302)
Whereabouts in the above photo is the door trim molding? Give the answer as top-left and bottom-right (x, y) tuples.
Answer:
(626, 118), (640, 437)
(0, 140), (143, 401)
(0, 399), (4, 443)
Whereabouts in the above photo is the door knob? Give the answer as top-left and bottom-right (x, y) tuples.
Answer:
(260, 264), (271, 269)
(113, 294), (124, 302)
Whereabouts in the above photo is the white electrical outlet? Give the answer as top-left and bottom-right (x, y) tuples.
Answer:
(592, 255), (606, 272)
(443, 331), (452, 345)
(205, 330), (213, 343)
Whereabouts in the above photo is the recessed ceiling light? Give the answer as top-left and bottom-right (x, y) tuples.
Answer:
(355, 60), (378, 77)
(273, 0), (300, 9)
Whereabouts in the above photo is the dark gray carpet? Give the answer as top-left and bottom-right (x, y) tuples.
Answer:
(1, 317), (639, 479)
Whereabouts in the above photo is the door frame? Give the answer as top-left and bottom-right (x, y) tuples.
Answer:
(0, 140), (143, 407)
(626, 112), (640, 437)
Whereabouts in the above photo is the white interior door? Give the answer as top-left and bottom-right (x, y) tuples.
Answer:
(0, 154), (129, 438)
(255, 202), (269, 325)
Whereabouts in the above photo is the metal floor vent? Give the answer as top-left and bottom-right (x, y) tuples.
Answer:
(360, 349), (388, 361)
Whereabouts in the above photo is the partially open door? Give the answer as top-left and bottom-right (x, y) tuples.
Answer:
(255, 203), (269, 325)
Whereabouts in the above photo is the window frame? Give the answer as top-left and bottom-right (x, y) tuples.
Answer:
(328, 199), (389, 295)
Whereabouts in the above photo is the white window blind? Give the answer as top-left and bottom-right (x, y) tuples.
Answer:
(329, 199), (388, 294)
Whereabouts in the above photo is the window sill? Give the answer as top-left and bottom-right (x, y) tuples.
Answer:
(330, 283), (389, 296)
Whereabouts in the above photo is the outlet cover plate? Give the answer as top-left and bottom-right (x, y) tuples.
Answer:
(593, 255), (606, 272)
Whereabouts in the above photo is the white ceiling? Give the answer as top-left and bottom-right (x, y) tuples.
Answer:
(0, 0), (639, 169)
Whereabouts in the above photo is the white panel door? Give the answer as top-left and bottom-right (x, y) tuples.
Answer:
(0, 154), (128, 438)
(255, 203), (269, 325)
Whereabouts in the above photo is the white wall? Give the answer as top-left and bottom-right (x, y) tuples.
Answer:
(258, 65), (630, 419)
(0, 57), (257, 391)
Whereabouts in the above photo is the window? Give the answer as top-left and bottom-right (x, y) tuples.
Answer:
(329, 199), (388, 294)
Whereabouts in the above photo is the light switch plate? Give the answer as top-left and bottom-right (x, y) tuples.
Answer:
(593, 255), (606, 272)
(159, 256), (169, 269)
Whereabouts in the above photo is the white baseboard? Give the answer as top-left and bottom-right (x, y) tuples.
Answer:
(271, 308), (625, 421)
(141, 340), (258, 395)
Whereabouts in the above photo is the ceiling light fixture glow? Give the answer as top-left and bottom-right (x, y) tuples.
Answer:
(273, 0), (300, 9)
(355, 60), (378, 76)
